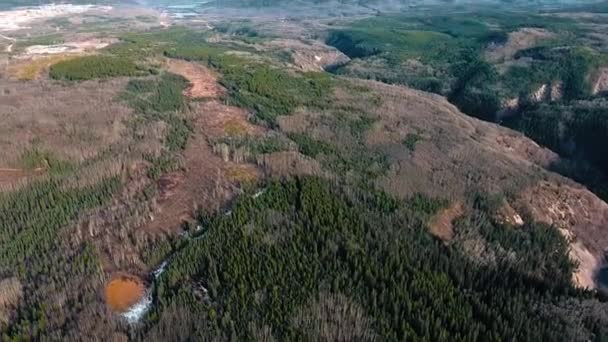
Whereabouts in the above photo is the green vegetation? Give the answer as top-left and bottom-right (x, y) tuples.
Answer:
(506, 99), (608, 200)
(506, 46), (602, 100)
(327, 11), (592, 116)
(288, 133), (334, 157)
(402, 133), (422, 152)
(165, 46), (334, 125)
(325, 14), (503, 94)
(0, 176), (119, 339)
(121, 72), (192, 179)
(147, 177), (604, 341)
(448, 53), (502, 121)
(50, 55), (143, 81)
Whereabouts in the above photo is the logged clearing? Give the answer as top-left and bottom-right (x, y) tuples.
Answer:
(142, 60), (263, 233)
(142, 114), (261, 233)
(104, 274), (145, 312)
(166, 59), (225, 98)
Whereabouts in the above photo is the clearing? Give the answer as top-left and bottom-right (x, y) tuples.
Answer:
(142, 60), (264, 233)
(166, 59), (225, 98)
(486, 28), (554, 62)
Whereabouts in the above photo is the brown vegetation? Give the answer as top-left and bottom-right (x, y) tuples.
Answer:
(7, 54), (78, 80)
(0, 278), (22, 326)
(0, 167), (45, 190)
(428, 202), (465, 242)
(197, 100), (264, 138)
(293, 293), (376, 341)
(0, 79), (130, 166)
(486, 28), (554, 63)
(257, 151), (325, 177)
(332, 80), (548, 199)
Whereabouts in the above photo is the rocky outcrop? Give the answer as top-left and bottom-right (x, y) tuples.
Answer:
(592, 67), (608, 95)
(515, 181), (608, 289)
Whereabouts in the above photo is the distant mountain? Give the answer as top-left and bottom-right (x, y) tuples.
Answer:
(0, 1), (119, 10)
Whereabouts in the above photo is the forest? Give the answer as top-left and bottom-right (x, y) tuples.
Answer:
(142, 177), (606, 341)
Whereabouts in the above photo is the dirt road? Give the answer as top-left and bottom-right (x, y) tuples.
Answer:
(0, 34), (16, 53)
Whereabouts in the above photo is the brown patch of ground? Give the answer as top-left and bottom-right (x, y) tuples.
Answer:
(0, 277), (22, 326)
(486, 28), (554, 63)
(20, 38), (117, 57)
(7, 54), (79, 80)
(166, 59), (225, 98)
(428, 202), (465, 242)
(256, 151), (325, 177)
(277, 110), (314, 134)
(592, 67), (608, 95)
(104, 274), (145, 312)
(226, 164), (261, 184)
(197, 100), (264, 139)
(515, 180), (608, 289)
(142, 132), (245, 234)
(0, 167), (45, 191)
(495, 133), (559, 168)
(259, 38), (350, 71)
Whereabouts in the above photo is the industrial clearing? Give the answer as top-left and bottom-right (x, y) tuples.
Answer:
(0, 4), (111, 32)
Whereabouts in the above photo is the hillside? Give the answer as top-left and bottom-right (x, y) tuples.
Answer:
(0, 2), (607, 341)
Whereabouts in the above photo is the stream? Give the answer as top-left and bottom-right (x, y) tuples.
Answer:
(121, 187), (268, 324)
